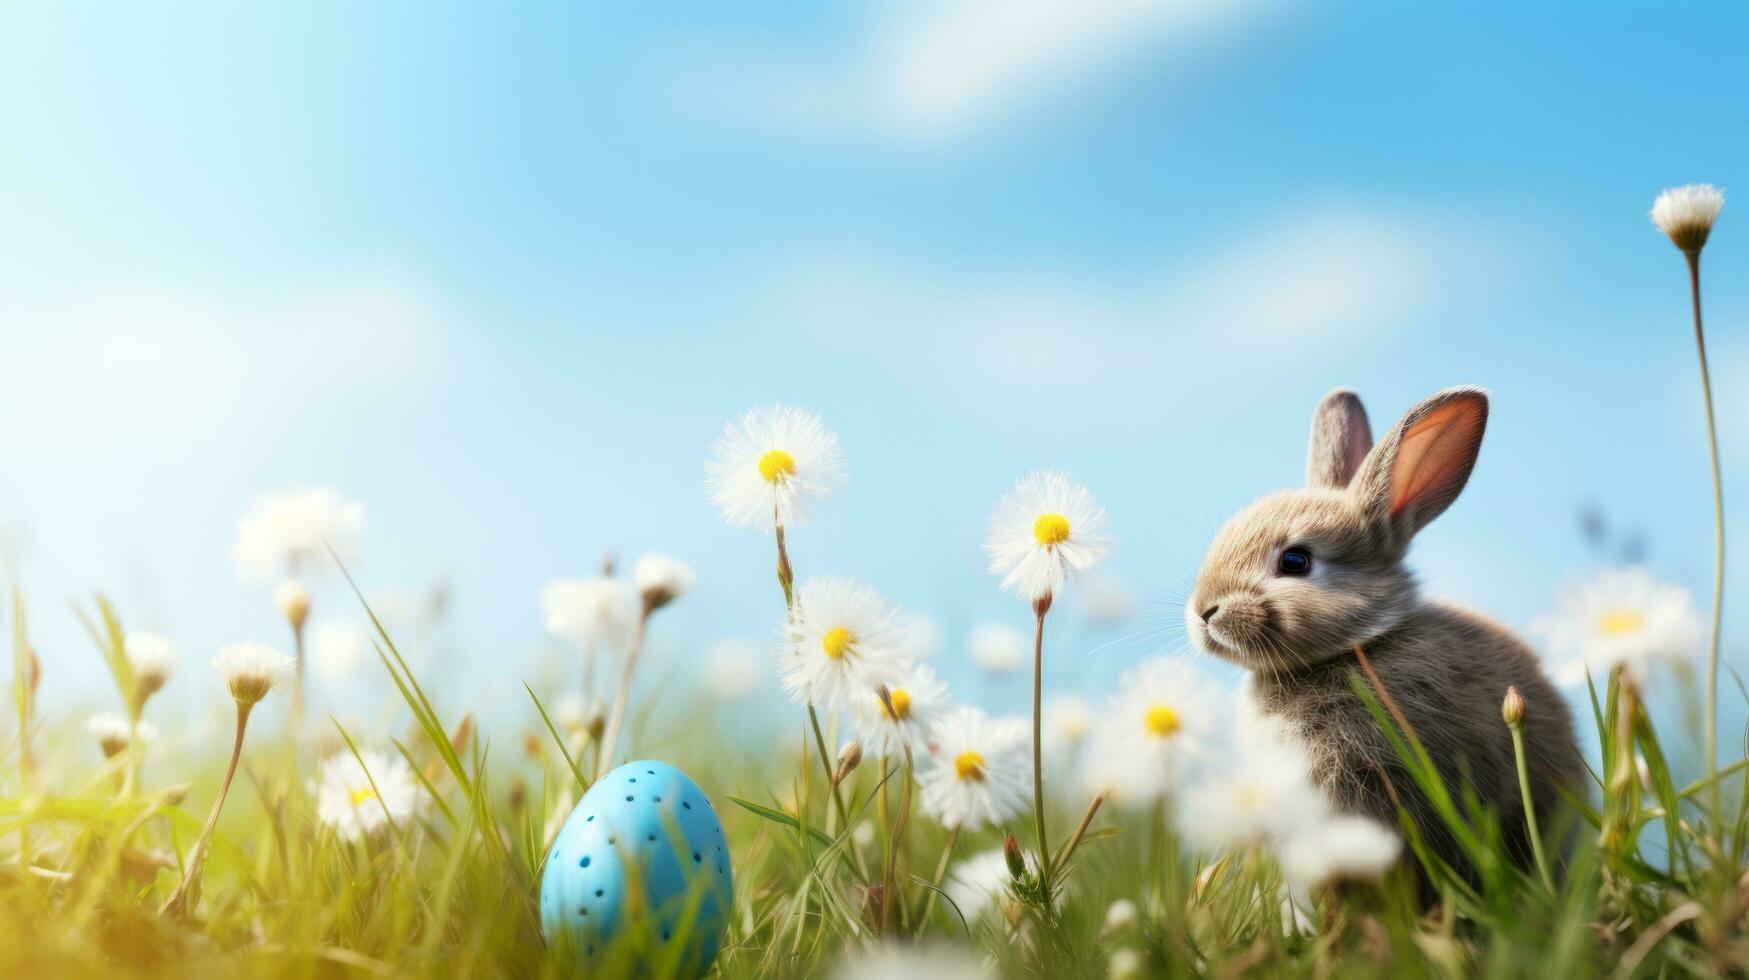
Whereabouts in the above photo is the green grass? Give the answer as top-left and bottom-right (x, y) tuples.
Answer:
(2, 577), (1747, 979)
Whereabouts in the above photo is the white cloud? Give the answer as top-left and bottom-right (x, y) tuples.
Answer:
(773, 205), (1504, 410)
(655, 0), (1273, 147)
(0, 275), (446, 454)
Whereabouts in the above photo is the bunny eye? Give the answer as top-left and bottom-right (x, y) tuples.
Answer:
(1278, 546), (1312, 576)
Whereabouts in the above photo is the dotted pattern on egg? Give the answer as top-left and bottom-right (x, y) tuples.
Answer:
(539, 760), (732, 976)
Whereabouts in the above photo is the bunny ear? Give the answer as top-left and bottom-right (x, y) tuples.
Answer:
(1352, 387), (1489, 540)
(1306, 388), (1372, 489)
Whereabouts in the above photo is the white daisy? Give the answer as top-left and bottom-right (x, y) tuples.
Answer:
(1082, 657), (1219, 805)
(124, 631), (179, 703)
(631, 551), (695, 610)
(942, 848), (1012, 922)
(702, 639), (762, 701)
(232, 487), (365, 581)
(778, 579), (908, 713)
(309, 619), (369, 682)
(1651, 183), (1724, 255)
(706, 405), (846, 530)
(832, 944), (991, 980)
(88, 712), (156, 758)
(966, 622), (1026, 673)
(986, 471), (1111, 601)
(212, 640), (297, 706)
(312, 749), (422, 842)
(1534, 568), (1703, 687)
(1178, 740), (1327, 853)
(854, 662), (949, 759)
(1279, 815), (1402, 891)
(540, 578), (636, 652)
(919, 706), (1030, 831)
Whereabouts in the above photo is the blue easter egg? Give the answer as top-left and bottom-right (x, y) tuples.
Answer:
(539, 760), (733, 977)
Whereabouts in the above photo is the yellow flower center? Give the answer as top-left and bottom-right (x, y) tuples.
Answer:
(758, 449), (797, 483)
(821, 626), (854, 660)
(1233, 784), (1264, 810)
(1032, 513), (1071, 546)
(350, 786), (378, 807)
(954, 750), (986, 781)
(882, 687), (912, 720)
(1597, 609), (1644, 636)
(1144, 704), (1181, 738)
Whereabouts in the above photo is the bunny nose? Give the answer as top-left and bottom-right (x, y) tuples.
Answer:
(1199, 604), (1220, 623)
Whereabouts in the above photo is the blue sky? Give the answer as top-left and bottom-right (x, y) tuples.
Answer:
(2, 2), (1746, 755)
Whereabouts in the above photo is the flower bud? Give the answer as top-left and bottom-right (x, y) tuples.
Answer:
(1109, 948), (1146, 980)
(632, 552), (695, 614)
(1651, 184), (1724, 256)
(1501, 685), (1525, 728)
(1003, 832), (1026, 879)
(275, 579), (311, 632)
(833, 741), (862, 786)
(1103, 898), (1138, 935)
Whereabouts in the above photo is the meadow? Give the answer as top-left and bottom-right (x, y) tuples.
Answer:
(0, 187), (1744, 979)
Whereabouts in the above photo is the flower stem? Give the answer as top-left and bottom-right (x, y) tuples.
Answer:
(595, 603), (651, 779)
(1508, 722), (1555, 892)
(1685, 252), (1727, 837)
(1030, 595), (1053, 908)
(290, 618), (306, 745)
(163, 700), (252, 919)
(773, 517), (867, 878)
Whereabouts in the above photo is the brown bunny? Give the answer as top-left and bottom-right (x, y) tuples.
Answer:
(1186, 386), (1584, 883)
